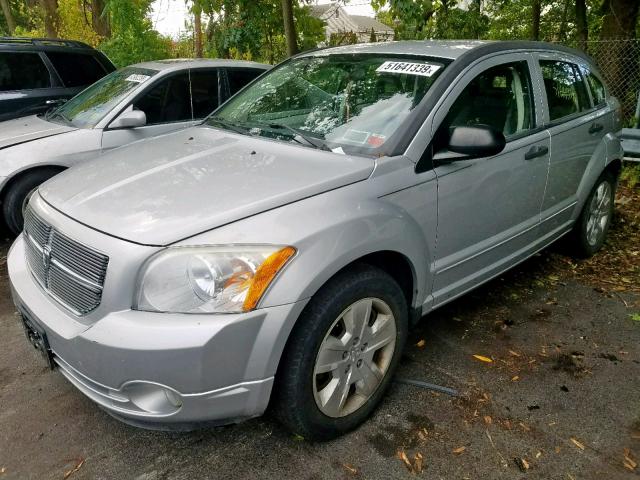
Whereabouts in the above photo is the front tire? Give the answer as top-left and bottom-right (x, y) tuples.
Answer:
(2, 169), (62, 235)
(274, 264), (408, 441)
(570, 170), (616, 258)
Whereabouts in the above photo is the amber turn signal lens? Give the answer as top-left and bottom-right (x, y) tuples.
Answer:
(243, 246), (296, 311)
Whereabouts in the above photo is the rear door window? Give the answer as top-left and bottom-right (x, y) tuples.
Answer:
(133, 73), (192, 125)
(0, 52), (51, 91)
(227, 68), (263, 96)
(540, 60), (590, 121)
(45, 52), (107, 88)
(189, 69), (219, 119)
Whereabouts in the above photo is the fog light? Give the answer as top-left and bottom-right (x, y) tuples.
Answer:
(121, 382), (183, 415)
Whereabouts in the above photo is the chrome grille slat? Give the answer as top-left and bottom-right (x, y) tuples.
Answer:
(23, 207), (109, 315)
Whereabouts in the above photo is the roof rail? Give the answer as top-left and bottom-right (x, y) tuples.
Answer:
(0, 37), (92, 49)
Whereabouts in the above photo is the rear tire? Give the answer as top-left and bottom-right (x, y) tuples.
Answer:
(273, 264), (408, 441)
(569, 170), (616, 258)
(2, 169), (63, 235)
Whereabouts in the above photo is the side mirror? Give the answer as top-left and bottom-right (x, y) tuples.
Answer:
(435, 125), (506, 162)
(110, 109), (147, 129)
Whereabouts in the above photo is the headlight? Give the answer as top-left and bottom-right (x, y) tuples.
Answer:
(135, 245), (296, 314)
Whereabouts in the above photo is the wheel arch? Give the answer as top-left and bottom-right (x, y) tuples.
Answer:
(0, 164), (67, 204)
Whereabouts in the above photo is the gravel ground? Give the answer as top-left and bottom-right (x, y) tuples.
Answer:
(0, 187), (639, 480)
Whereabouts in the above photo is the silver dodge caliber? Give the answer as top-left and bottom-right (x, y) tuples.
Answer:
(9, 41), (623, 440)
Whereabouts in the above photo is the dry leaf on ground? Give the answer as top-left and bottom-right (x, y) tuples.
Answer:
(473, 355), (493, 363)
(343, 464), (357, 475)
(570, 437), (585, 450)
(453, 446), (466, 454)
(63, 459), (85, 479)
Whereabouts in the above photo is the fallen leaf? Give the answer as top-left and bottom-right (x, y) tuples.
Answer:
(398, 450), (412, 471)
(514, 457), (530, 472)
(473, 354), (493, 363)
(536, 451), (542, 459)
(555, 446), (561, 454)
(343, 464), (357, 475)
(570, 437), (585, 450)
(63, 459), (84, 480)
(0, 467), (5, 474)
(415, 339), (426, 348)
(453, 446), (466, 454)
(623, 448), (637, 470)
(511, 375), (520, 382)
(414, 453), (424, 474)
(483, 415), (492, 425)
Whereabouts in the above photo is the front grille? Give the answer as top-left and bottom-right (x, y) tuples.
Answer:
(23, 208), (109, 316)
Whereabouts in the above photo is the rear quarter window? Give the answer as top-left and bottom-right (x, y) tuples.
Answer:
(45, 51), (107, 88)
(0, 51), (51, 91)
(580, 66), (606, 107)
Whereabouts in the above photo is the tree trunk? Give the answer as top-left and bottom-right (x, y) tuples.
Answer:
(194, 4), (203, 58)
(0, 0), (16, 35)
(575, 0), (588, 52)
(531, 0), (541, 40)
(281, 0), (298, 57)
(599, 0), (640, 121)
(91, 0), (110, 38)
(39, 0), (60, 38)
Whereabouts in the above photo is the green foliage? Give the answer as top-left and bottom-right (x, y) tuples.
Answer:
(621, 164), (640, 189)
(202, 0), (323, 64)
(630, 313), (640, 322)
(372, 0), (489, 40)
(98, 0), (170, 66)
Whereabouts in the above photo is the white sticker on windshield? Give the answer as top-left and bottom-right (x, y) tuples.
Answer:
(376, 61), (441, 77)
(126, 74), (150, 83)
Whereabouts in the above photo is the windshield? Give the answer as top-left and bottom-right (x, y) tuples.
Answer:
(208, 54), (447, 154)
(47, 67), (158, 128)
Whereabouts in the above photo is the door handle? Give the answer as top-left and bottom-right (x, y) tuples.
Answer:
(589, 123), (603, 134)
(524, 145), (548, 160)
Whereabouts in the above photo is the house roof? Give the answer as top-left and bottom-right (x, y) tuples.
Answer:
(348, 15), (394, 34)
(309, 3), (394, 34)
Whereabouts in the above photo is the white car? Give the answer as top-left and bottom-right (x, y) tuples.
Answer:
(0, 58), (268, 233)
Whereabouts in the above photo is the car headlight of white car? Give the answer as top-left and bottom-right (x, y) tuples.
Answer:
(135, 245), (296, 314)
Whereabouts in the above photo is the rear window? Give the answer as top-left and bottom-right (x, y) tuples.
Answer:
(46, 51), (107, 88)
(227, 68), (263, 96)
(0, 52), (51, 91)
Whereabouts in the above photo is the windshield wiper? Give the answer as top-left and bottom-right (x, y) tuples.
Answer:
(208, 117), (253, 136)
(267, 123), (331, 151)
(46, 110), (71, 125)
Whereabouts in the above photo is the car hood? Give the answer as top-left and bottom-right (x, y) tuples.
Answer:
(40, 126), (375, 246)
(0, 115), (77, 150)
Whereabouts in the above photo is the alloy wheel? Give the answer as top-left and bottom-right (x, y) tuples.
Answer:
(312, 297), (397, 418)
(586, 181), (612, 247)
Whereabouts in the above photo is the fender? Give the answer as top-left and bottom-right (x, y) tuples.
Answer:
(0, 128), (103, 194)
(572, 131), (623, 221)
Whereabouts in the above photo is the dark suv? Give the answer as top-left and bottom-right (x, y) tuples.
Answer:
(0, 37), (115, 122)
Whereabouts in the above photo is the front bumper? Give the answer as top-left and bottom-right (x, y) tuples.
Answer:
(9, 235), (308, 428)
